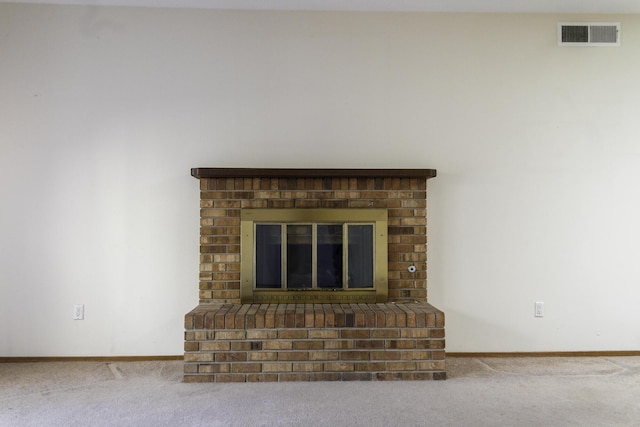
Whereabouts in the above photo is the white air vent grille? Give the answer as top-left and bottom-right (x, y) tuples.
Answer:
(559, 23), (620, 46)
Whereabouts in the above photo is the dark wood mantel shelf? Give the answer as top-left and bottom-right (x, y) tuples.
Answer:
(191, 168), (437, 179)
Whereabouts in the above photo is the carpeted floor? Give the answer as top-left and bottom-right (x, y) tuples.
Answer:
(1, 357), (639, 426)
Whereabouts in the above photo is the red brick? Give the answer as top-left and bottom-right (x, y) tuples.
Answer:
(354, 340), (385, 349)
(278, 373), (310, 381)
(200, 342), (230, 351)
(262, 362), (292, 372)
(247, 373), (278, 382)
(183, 375), (214, 383)
(308, 330), (338, 339)
(324, 362), (354, 372)
(231, 363), (261, 373)
(340, 330), (369, 339)
(292, 362), (323, 372)
(184, 341), (198, 352)
(263, 341), (292, 350)
(248, 352), (277, 361)
(293, 341), (323, 350)
(386, 361), (416, 371)
(401, 351), (432, 360)
(278, 330), (308, 339)
(386, 340), (415, 349)
(402, 372), (433, 380)
(340, 351), (369, 360)
(355, 362), (385, 371)
(371, 329), (400, 338)
(309, 351), (339, 361)
(309, 373), (341, 381)
(416, 361), (446, 371)
(376, 372), (403, 381)
(214, 374), (246, 382)
(370, 351), (402, 360)
(278, 352), (309, 361)
(199, 364), (230, 373)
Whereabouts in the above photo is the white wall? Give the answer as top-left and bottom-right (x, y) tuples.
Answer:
(1, 4), (639, 355)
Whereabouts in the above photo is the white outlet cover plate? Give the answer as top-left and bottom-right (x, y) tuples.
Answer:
(73, 304), (84, 320)
(534, 302), (544, 317)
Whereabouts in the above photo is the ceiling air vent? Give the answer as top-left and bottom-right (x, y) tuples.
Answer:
(558, 23), (620, 46)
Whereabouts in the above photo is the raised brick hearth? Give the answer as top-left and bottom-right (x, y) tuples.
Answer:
(184, 303), (445, 381)
(184, 168), (445, 382)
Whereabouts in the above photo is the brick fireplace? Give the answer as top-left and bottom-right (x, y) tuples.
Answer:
(184, 168), (445, 382)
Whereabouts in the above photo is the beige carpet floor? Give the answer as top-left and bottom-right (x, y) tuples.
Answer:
(1, 356), (639, 426)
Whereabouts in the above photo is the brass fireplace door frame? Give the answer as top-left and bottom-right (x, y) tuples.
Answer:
(240, 208), (388, 304)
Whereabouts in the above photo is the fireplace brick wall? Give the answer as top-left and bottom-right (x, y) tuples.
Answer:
(198, 176), (428, 303)
(186, 169), (444, 382)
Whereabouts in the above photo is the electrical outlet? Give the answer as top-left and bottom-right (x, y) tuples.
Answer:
(73, 304), (84, 320)
(534, 301), (544, 318)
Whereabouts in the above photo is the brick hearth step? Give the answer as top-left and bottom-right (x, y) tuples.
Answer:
(184, 302), (445, 382)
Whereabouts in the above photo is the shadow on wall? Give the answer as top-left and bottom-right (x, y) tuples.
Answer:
(443, 309), (530, 353)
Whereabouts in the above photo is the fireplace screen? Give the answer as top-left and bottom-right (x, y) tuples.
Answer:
(255, 223), (374, 289)
(241, 209), (388, 303)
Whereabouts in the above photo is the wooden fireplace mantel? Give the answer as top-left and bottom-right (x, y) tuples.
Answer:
(191, 168), (437, 179)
